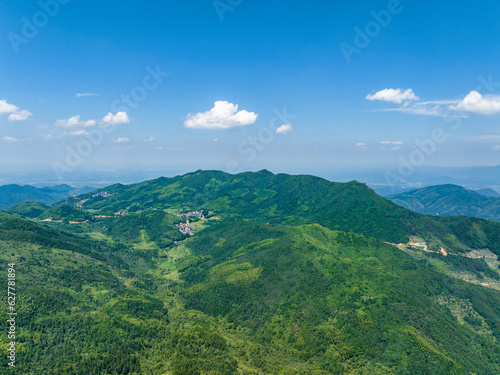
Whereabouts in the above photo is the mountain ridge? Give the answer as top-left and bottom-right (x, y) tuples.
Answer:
(390, 184), (500, 221)
(49, 170), (500, 257)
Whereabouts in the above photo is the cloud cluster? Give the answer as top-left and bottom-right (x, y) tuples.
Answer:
(449, 91), (500, 115)
(66, 130), (89, 137)
(0, 99), (33, 121)
(184, 101), (258, 130)
(55, 115), (96, 127)
(380, 140), (403, 145)
(103, 112), (130, 125)
(114, 137), (130, 143)
(276, 123), (293, 134)
(55, 112), (130, 127)
(366, 89), (419, 104)
(356, 141), (403, 150)
(367, 88), (500, 117)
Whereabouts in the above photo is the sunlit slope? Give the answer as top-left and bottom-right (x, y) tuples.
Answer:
(2, 209), (500, 373)
(171, 221), (500, 373)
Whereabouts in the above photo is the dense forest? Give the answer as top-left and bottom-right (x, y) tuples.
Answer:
(2, 170), (500, 373)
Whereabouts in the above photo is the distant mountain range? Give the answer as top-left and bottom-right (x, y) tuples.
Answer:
(390, 184), (500, 221)
(0, 184), (95, 209)
(476, 188), (500, 197)
(319, 165), (500, 197)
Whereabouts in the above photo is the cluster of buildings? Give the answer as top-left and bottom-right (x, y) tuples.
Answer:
(115, 211), (129, 216)
(176, 220), (194, 236)
(181, 210), (204, 218)
(170, 210), (204, 219)
(407, 240), (457, 257)
(407, 240), (428, 251)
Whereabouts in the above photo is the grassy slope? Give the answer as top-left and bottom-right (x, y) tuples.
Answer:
(174, 221), (500, 374)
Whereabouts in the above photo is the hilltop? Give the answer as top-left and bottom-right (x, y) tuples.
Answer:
(51, 170), (500, 255)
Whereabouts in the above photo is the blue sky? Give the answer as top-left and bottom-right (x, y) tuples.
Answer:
(1, 0), (500, 180)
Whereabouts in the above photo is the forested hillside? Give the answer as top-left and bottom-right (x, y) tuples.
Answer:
(56, 170), (500, 255)
(3, 170), (500, 373)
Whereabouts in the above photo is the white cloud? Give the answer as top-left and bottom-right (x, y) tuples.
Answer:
(390, 146), (402, 151)
(67, 130), (89, 136)
(356, 142), (366, 147)
(0, 99), (33, 121)
(102, 112), (130, 125)
(76, 93), (99, 98)
(114, 137), (130, 143)
(55, 115), (96, 127)
(43, 134), (62, 141)
(0, 100), (19, 115)
(8, 110), (32, 121)
(380, 141), (403, 145)
(212, 138), (219, 142)
(492, 145), (500, 151)
(276, 123), (293, 134)
(2, 136), (20, 142)
(155, 146), (164, 150)
(144, 136), (154, 142)
(366, 88), (419, 104)
(55, 112), (129, 128)
(449, 91), (500, 114)
(368, 89), (500, 117)
(184, 101), (258, 130)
